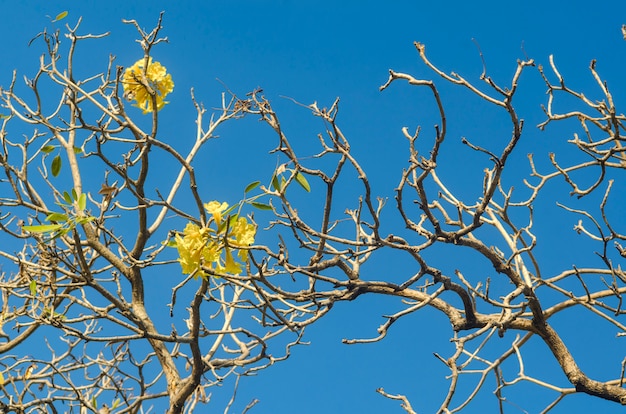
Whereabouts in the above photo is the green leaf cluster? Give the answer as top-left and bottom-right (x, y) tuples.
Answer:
(22, 189), (94, 239)
(270, 167), (311, 193)
(41, 145), (82, 177)
(242, 181), (272, 211)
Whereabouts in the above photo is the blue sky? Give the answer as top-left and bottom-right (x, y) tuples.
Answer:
(2, 1), (626, 412)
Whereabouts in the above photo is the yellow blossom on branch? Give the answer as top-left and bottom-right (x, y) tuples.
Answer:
(218, 247), (242, 274)
(204, 201), (229, 224)
(201, 241), (221, 266)
(175, 222), (210, 276)
(231, 216), (255, 246)
(172, 201), (257, 278)
(122, 57), (174, 114)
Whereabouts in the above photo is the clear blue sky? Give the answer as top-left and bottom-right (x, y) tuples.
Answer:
(2, 1), (626, 412)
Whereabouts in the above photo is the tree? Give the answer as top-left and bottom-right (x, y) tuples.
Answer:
(0, 13), (625, 413)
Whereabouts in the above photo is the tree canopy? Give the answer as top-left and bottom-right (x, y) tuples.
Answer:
(1, 10), (626, 414)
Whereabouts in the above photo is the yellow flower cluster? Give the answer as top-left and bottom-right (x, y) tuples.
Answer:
(122, 57), (174, 114)
(175, 201), (256, 278)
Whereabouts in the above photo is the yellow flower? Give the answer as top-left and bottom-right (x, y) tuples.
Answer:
(204, 201), (229, 224)
(202, 241), (220, 268)
(231, 216), (255, 246)
(182, 222), (206, 243)
(122, 57), (174, 114)
(176, 223), (209, 277)
(173, 202), (257, 278)
(217, 247), (242, 275)
(176, 240), (198, 275)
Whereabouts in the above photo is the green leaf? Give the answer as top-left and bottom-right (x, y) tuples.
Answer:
(63, 191), (72, 205)
(0, 113), (9, 119)
(41, 145), (56, 153)
(51, 155), (61, 177)
(224, 205), (238, 216)
(244, 181), (261, 193)
(112, 399), (121, 409)
(295, 172), (311, 192)
(271, 174), (281, 191)
(22, 224), (63, 233)
(29, 280), (37, 296)
(73, 146), (82, 154)
(52, 11), (68, 22)
(228, 215), (239, 227)
(217, 215), (234, 233)
(78, 192), (86, 211)
(42, 307), (60, 318)
(250, 201), (272, 211)
(74, 216), (96, 225)
(71, 188), (78, 201)
(222, 204), (238, 218)
(45, 212), (68, 223)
